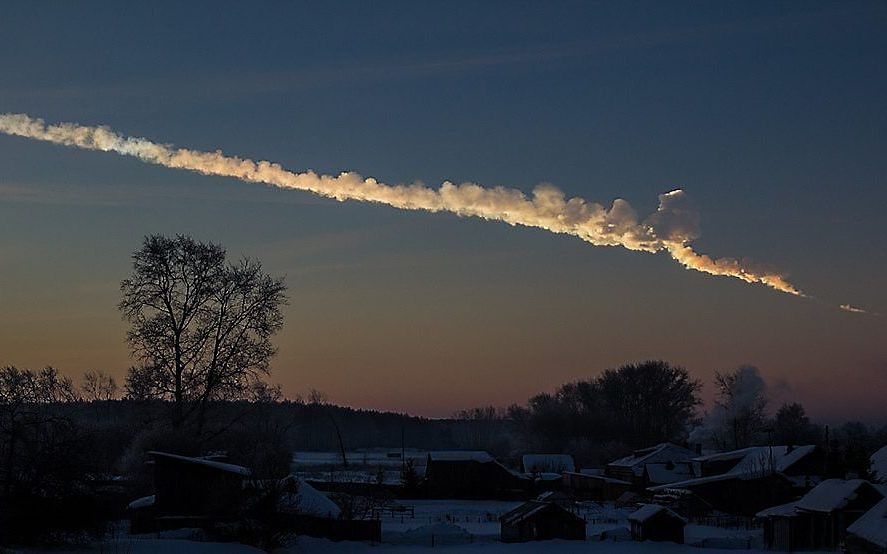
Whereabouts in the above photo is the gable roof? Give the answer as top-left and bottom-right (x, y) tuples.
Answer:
(795, 479), (879, 513)
(500, 500), (583, 525)
(148, 451), (251, 476)
(522, 454), (575, 473)
(609, 443), (696, 471)
(628, 503), (687, 524)
(756, 479), (884, 518)
(651, 445), (816, 491)
(847, 497), (887, 548)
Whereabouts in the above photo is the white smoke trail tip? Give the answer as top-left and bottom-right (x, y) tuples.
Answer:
(0, 113), (805, 297)
(840, 304), (875, 315)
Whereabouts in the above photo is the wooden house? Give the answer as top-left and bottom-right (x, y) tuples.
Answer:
(562, 471), (631, 501)
(424, 451), (530, 499)
(500, 500), (585, 542)
(128, 451), (251, 532)
(628, 504), (686, 544)
(649, 445), (821, 515)
(756, 479), (884, 551)
(606, 443), (697, 486)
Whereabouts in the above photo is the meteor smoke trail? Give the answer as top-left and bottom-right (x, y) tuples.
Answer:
(0, 113), (803, 296)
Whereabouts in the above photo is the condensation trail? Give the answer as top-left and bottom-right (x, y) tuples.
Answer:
(0, 113), (804, 296)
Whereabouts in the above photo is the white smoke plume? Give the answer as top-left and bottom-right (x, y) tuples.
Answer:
(0, 113), (804, 296)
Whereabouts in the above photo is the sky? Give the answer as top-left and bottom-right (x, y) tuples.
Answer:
(0, 1), (885, 421)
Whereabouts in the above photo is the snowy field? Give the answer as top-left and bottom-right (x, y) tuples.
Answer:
(81, 500), (768, 553)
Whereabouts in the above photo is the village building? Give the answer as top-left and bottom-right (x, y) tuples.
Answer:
(562, 471), (631, 501)
(845, 497), (887, 554)
(499, 499), (586, 542)
(606, 443), (697, 486)
(756, 479), (884, 551)
(649, 445), (821, 515)
(627, 503), (686, 544)
(128, 451), (251, 532)
(424, 451), (531, 499)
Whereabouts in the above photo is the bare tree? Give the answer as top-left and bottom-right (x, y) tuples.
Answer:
(81, 370), (118, 402)
(119, 234), (287, 426)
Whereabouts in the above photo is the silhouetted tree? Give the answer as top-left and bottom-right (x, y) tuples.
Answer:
(598, 360), (701, 446)
(510, 360), (700, 452)
(81, 370), (118, 402)
(119, 234), (287, 426)
(772, 402), (819, 445)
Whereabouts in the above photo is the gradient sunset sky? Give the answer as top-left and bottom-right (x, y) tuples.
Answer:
(1, 2), (885, 421)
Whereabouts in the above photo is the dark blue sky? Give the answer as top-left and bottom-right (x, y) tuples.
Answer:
(1, 2), (885, 419)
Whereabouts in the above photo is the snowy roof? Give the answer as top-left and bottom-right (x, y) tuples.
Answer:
(427, 451), (493, 462)
(847, 498), (887, 548)
(795, 479), (877, 513)
(563, 471), (631, 485)
(127, 495), (155, 510)
(500, 500), (582, 525)
(148, 451), (251, 476)
(628, 504), (686, 524)
(278, 478), (341, 518)
(609, 443), (696, 471)
(522, 454), (575, 473)
(651, 445), (816, 491)
(756, 479), (883, 518)
(870, 446), (887, 483)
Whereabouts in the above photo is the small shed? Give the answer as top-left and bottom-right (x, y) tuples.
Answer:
(628, 504), (686, 544)
(500, 500), (586, 543)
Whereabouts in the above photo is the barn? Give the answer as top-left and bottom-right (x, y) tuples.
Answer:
(628, 504), (686, 544)
(424, 451), (530, 498)
(500, 500), (586, 542)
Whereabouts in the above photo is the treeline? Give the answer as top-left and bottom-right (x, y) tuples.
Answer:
(454, 361), (887, 475)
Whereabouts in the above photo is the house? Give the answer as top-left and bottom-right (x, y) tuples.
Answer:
(521, 454), (575, 474)
(500, 500), (586, 542)
(606, 443), (697, 486)
(128, 451), (251, 532)
(846, 497), (887, 553)
(424, 451), (531, 499)
(650, 445), (821, 515)
(627, 504), (686, 544)
(756, 479), (884, 551)
(562, 472), (631, 501)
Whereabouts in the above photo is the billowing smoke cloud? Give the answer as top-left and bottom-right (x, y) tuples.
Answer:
(0, 113), (805, 296)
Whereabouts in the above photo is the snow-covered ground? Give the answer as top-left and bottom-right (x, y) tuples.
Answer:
(84, 500), (765, 553)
